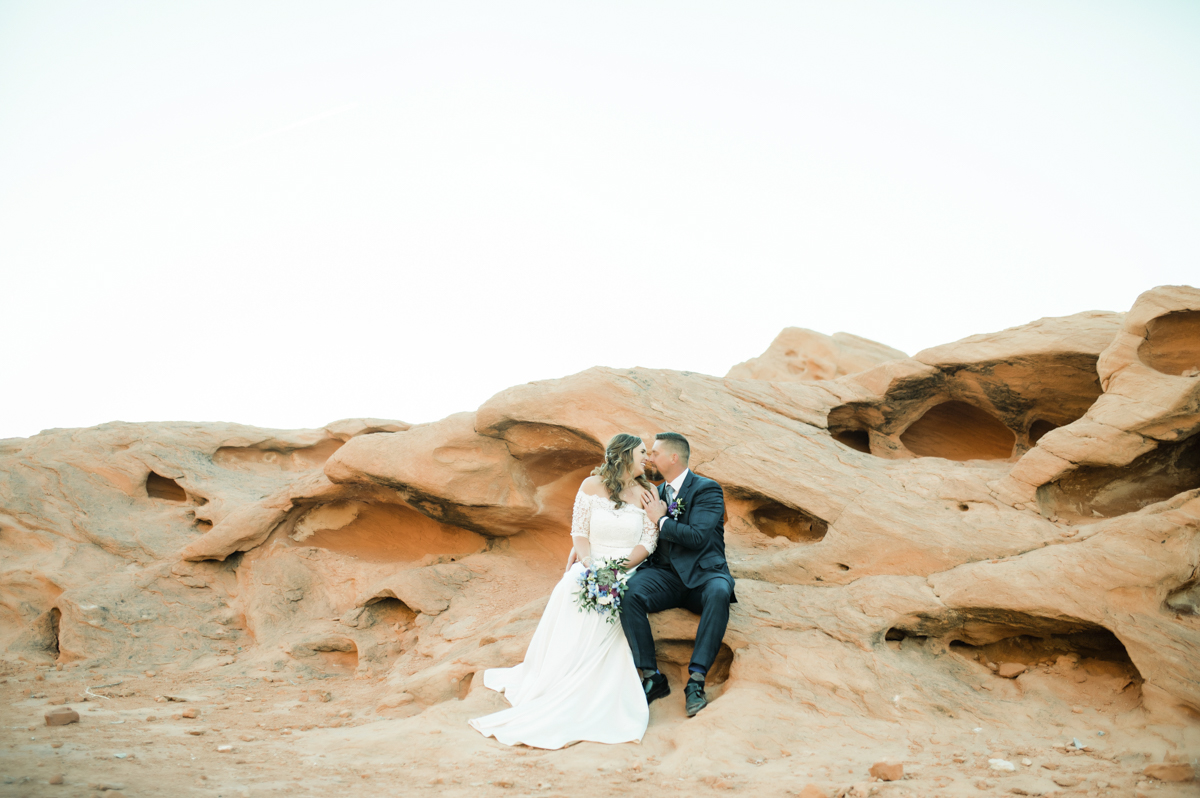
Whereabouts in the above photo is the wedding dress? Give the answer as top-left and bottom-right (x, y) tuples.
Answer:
(468, 489), (659, 749)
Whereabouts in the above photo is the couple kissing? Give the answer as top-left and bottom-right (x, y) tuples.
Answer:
(468, 431), (736, 750)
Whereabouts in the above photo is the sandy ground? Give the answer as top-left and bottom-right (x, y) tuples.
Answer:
(2, 661), (1197, 798)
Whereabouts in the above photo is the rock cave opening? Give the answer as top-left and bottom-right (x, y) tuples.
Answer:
(1166, 581), (1200, 617)
(945, 628), (1135, 672)
(725, 488), (830, 544)
(516, 448), (602, 491)
(833, 429), (871, 454)
(289, 501), (486, 563)
(146, 472), (187, 502)
(750, 501), (829, 543)
(887, 611), (1143, 707)
(1028, 419), (1059, 445)
(1037, 432), (1200, 519)
(498, 422), (606, 527)
(213, 439), (345, 472)
(655, 640), (734, 687)
(1139, 310), (1200, 376)
(826, 405), (876, 455)
(899, 401), (1016, 461)
(48, 607), (60, 661)
(362, 596), (419, 630)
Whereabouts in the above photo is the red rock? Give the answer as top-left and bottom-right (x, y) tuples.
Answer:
(48, 774), (64, 784)
(727, 328), (905, 382)
(1144, 764), (1194, 782)
(869, 762), (903, 781)
(997, 663), (1027, 678)
(44, 707), (79, 726)
(181, 707), (199, 719)
(798, 786), (829, 798)
(1, 286), (1199, 762)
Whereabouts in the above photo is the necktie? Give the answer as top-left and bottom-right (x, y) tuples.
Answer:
(661, 484), (676, 565)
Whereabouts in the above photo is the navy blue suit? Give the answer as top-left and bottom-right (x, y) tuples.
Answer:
(621, 471), (735, 673)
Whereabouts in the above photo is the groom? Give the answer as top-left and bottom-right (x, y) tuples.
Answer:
(623, 432), (736, 717)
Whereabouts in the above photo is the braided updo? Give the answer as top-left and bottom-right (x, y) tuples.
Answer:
(591, 433), (655, 509)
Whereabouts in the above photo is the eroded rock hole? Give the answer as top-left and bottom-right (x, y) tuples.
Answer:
(899, 401), (1016, 461)
(891, 611), (1142, 706)
(751, 501), (829, 543)
(146, 472), (187, 502)
(949, 629), (1141, 692)
(498, 423), (604, 488)
(213, 439), (344, 472)
(884, 627), (923, 642)
(49, 607), (61, 660)
(655, 640), (734, 687)
(1166, 581), (1200, 617)
(1139, 310), (1200, 376)
(833, 429), (871, 454)
(1028, 419), (1059, 445)
(827, 405), (877, 455)
(289, 501), (485, 563)
(362, 597), (419, 630)
(1038, 433), (1200, 519)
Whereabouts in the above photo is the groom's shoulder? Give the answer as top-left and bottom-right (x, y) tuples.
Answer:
(691, 473), (723, 492)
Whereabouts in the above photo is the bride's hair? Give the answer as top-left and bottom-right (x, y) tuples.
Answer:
(592, 433), (654, 509)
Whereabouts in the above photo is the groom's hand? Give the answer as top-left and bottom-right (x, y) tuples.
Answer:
(642, 493), (667, 524)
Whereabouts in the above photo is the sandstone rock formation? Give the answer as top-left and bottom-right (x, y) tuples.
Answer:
(715, 326), (902, 384)
(726, 327), (907, 382)
(2, 287), (1198, 795)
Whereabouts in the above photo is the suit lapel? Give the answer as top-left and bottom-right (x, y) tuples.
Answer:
(674, 471), (697, 516)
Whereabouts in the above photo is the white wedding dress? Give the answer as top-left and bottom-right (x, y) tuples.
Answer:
(468, 489), (659, 749)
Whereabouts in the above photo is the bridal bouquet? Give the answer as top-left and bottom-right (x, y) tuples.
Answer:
(575, 558), (632, 624)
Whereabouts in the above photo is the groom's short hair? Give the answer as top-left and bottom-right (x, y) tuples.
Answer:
(655, 432), (690, 462)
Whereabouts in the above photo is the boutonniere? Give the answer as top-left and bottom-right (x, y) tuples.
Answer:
(668, 497), (686, 519)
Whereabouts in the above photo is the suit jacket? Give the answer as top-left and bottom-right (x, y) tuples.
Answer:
(648, 471), (737, 602)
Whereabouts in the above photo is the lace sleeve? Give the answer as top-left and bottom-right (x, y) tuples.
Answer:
(638, 509), (658, 554)
(570, 490), (591, 542)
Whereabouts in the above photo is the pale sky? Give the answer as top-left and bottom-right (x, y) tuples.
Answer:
(2, 2), (1198, 440)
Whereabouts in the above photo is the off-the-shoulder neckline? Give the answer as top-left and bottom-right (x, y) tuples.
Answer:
(577, 490), (648, 515)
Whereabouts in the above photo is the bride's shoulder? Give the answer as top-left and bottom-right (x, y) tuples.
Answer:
(578, 476), (607, 498)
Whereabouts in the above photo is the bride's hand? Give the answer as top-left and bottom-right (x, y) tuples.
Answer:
(641, 491), (667, 524)
(638, 488), (655, 508)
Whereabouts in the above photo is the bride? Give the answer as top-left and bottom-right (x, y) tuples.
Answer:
(468, 433), (660, 749)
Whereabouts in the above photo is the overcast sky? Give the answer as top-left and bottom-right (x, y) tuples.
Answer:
(2, 1), (1198, 439)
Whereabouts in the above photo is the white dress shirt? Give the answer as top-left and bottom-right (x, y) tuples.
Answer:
(658, 469), (691, 530)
